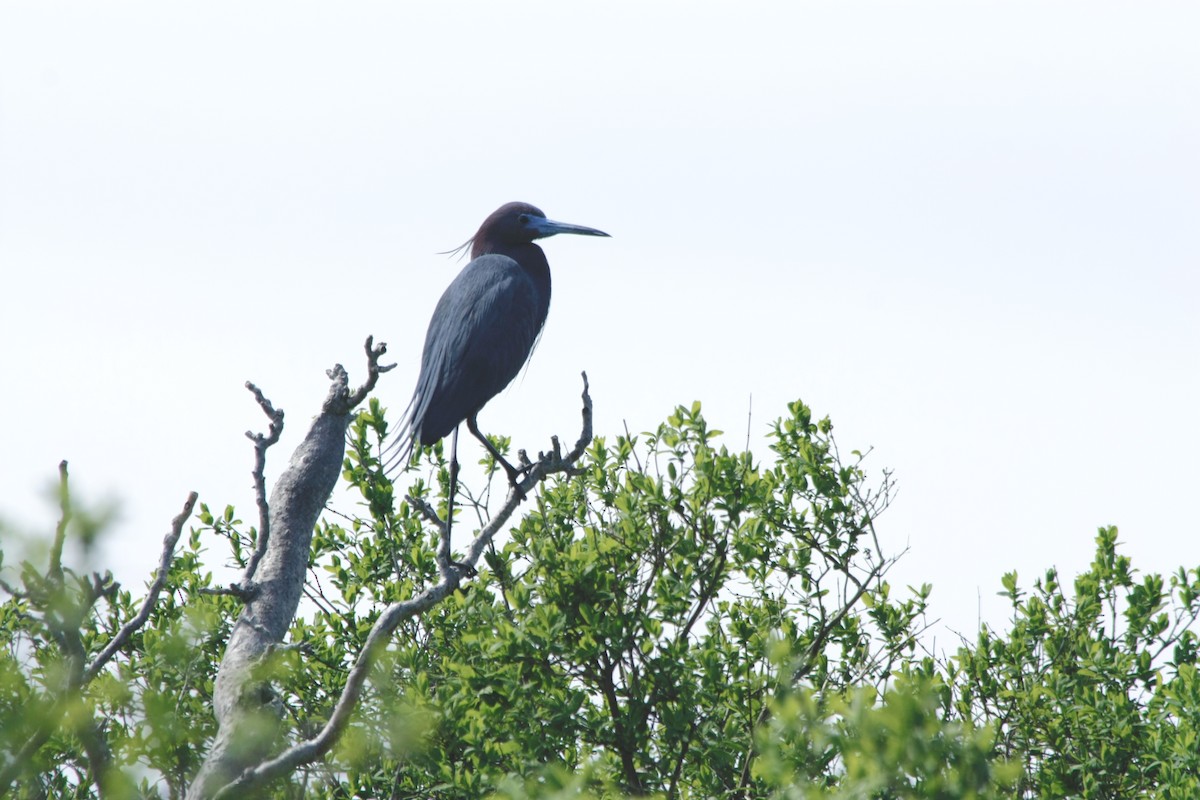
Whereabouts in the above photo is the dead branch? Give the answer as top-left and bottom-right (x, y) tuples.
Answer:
(186, 340), (396, 800)
(243, 382), (284, 582)
(83, 492), (198, 683)
(207, 372), (593, 800)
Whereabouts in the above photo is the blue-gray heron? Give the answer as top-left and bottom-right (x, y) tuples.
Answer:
(384, 202), (609, 484)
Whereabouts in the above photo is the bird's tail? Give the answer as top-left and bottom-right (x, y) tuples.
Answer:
(380, 397), (419, 478)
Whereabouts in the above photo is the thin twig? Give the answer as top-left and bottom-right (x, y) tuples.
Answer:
(84, 492), (198, 683)
(406, 495), (447, 537)
(345, 336), (396, 410)
(49, 460), (70, 581)
(243, 383), (284, 582)
(744, 393), (753, 455)
(405, 493), (459, 580)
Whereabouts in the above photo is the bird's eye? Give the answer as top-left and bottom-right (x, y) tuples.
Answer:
(518, 214), (530, 225)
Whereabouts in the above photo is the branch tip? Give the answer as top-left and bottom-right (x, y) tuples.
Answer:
(83, 490), (197, 684)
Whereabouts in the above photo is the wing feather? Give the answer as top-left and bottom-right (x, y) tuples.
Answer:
(389, 254), (546, 467)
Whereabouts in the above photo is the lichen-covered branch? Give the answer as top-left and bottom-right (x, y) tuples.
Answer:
(207, 373), (593, 800)
(186, 339), (395, 800)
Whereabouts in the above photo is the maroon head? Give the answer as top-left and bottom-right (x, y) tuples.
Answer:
(467, 202), (609, 260)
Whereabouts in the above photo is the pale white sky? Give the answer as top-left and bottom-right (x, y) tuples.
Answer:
(1, 1), (1197, 644)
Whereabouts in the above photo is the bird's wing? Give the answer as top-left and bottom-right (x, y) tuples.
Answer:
(409, 254), (547, 445)
(380, 392), (419, 475)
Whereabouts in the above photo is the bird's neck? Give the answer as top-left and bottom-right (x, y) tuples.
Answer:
(472, 238), (539, 264)
(474, 240), (551, 313)
(475, 240), (547, 276)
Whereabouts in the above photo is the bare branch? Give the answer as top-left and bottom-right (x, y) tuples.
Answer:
(744, 393), (753, 454)
(211, 572), (458, 798)
(209, 372), (595, 799)
(198, 583), (257, 601)
(49, 460), (70, 581)
(459, 373), (591, 568)
(84, 491), (198, 683)
(404, 492), (462, 581)
(344, 336), (396, 409)
(321, 336), (394, 419)
(245, 382), (284, 439)
(243, 383), (284, 582)
(406, 494), (447, 533)
(189, 353), (383, 800)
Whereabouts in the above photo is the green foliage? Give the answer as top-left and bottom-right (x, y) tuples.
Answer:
(1, 399), (1197, 798)
(944, 526), (1200, 798)
(326, 399), (941, 798)
(755, 675), (1020, 799)
(0, 496), (238, 799)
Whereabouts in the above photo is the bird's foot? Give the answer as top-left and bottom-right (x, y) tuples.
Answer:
(502, 459), (540, 504)
(496, 452), (534, 488)
(501, 467), (529, 502)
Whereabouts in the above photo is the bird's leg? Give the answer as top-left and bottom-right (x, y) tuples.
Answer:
(466, 415), (530, 486)
(445, 428), (476, 577)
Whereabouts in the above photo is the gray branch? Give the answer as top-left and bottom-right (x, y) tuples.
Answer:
(186, 340), (392, 800)
(243, 382), (284, 582)
(344, 335), (395, 409)
(83, 492), (197, 683)
(48, 460), (70, 581)
(405, 493), (460, 580)
(206, 372), (593, 800)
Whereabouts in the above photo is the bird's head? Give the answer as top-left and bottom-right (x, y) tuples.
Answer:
(456, 202), (610, 259)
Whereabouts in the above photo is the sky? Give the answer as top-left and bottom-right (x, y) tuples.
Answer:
(1, 1), (1197, 647)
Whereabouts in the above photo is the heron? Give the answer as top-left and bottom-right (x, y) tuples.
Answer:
(383, 202), (609, 492)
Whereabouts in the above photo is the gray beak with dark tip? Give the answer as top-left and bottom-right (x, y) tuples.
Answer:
(527, 216), (611, 240)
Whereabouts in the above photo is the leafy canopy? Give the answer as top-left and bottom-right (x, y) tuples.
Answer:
(2, 399), (1197, 798)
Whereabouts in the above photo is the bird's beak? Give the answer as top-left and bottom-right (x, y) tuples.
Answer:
(529, 217), (611, 240)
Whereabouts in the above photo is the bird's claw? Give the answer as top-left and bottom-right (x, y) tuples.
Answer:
(497, 454), (534, 487)
(501, 464), (530, 502)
